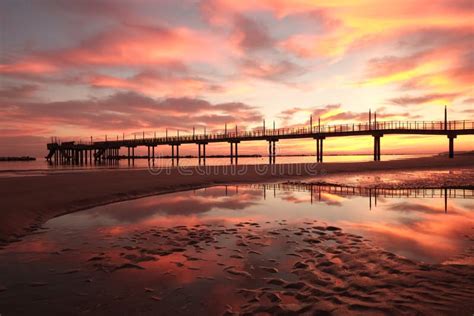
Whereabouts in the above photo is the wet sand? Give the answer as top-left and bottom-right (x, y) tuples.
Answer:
(310, 168), (474, 189)
(1, 155), (473, 242)
(1, 221), (473, 315)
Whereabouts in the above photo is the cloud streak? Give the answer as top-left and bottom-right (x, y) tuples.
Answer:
(0, 91), (263, 135)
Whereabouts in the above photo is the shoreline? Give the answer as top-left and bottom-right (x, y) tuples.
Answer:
(1, 155), (473, 243)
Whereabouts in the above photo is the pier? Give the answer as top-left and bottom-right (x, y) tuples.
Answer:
(46, 118), (474, 165)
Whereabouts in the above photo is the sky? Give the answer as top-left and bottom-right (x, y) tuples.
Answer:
(0, 0), (472, 157)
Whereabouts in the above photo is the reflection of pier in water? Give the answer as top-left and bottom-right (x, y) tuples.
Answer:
(219, 183), (474, 213)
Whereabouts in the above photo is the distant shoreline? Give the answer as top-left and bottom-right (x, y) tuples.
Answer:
(0, 156), (36, 162)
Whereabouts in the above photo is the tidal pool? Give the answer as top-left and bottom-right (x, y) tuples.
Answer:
(0, 184), (473, 315)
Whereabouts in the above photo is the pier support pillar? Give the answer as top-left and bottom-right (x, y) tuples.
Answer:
(171, 144), (181, 165)
(314, 137), (325, 162)
(373, 134), (382, 161)
(319, 138), (323, 162)
(235, 142), (238, 164)
(273, 141), (275, 163)
(268, 141), (271, 163)
(448, 135), (456, 158)
(267, 140), (278, 164)
(198, 143), (207, 165)
(316, 139), (320, 162)
(203, 143), (206, 164)
(229, 141), (240, 164)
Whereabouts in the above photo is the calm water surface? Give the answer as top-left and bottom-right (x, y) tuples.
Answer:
(35, 184), (474, 264)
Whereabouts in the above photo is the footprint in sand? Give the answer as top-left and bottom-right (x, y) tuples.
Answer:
(293, 261), (309, 269)
(266, 292), (282, 302)
(260, 266), (279, 273)
(171, 261), (185, 267)
(225, 268), (252, 278)
(113, 263), (145, 271)
(150, 296), (162, 301)
(187, 266), (200, 271)
(265, 278), (287, 286)
(287, 253), (303, 258)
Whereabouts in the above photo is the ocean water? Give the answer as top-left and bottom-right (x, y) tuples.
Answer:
(0, 154), (430, 176)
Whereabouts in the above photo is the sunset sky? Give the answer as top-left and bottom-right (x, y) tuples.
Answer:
(0, 0), (472, 157)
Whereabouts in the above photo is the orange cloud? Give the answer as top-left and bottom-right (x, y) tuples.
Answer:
(0, 60), (58, 75)
(0, 24), (228, 76)
(359, 32), (473, 106)
(206, 0), (473, 58)
(88, 71), (224, 97)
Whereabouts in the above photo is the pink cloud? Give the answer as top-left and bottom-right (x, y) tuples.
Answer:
(0, 91), (263, 135)
(230, 14), (274, 52)
(0, 24), (228, 76)
(87, 70), (224, 97)
(0, 84), (39, 100)
(241, 58), (304, 81)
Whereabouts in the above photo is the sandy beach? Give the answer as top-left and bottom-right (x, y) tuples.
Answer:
(1, 155), (473, 243)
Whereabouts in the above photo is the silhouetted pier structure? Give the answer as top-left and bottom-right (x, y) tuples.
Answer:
(46, 118), (474, 165)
